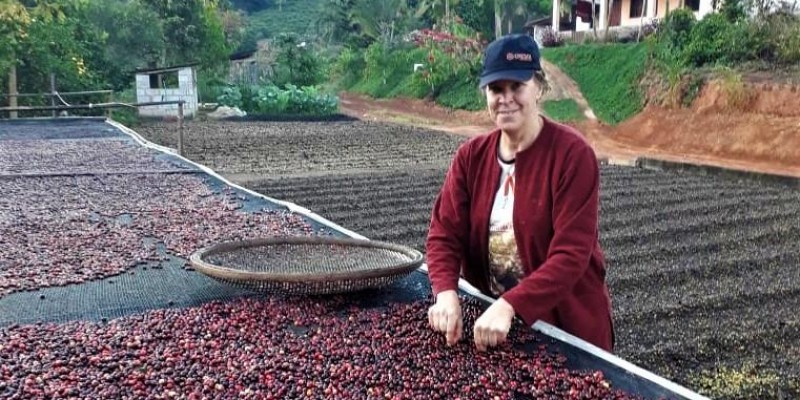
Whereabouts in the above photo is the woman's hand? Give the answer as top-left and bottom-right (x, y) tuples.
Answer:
(427, 290), (462, 346)
(473, 298), (515, 352)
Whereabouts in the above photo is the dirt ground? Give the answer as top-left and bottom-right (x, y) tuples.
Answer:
(339, 78), (800, 178)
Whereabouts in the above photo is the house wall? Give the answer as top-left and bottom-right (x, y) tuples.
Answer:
(570, 0), (714, 31)
(653, 0), (684, 19)
(135, 67), (198, 118)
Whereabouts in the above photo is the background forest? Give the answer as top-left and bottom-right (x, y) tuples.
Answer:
(1, 0), (798, 121)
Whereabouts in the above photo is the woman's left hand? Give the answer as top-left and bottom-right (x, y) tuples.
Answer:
(473, 298), (516, 351)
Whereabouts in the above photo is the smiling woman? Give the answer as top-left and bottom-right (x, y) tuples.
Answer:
(426, 33), (614, 353)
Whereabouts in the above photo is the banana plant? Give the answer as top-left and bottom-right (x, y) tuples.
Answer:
(414, 0), (462, 24)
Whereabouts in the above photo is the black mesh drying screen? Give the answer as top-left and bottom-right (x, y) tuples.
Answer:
(192, 237), (424, 295)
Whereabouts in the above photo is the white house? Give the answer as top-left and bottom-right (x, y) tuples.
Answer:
(134, 63), (199, 118)
(552, 0), (716, 34)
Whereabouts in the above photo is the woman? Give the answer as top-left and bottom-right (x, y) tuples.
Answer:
(426, 34), (614, 352)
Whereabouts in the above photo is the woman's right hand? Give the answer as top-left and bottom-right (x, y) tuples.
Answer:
(427, 290), (463, 346)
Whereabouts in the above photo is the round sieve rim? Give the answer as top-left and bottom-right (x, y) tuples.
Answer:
(189, 236), (424, 284)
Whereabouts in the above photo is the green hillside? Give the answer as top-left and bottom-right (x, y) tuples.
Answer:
(239, 0), (322, 48)
(542, 43), (648, 125)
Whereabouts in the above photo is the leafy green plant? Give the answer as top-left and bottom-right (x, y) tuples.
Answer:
(217, 85), (243, 108)
(253, 84), (289, 113)
(247, 83), (338, 116)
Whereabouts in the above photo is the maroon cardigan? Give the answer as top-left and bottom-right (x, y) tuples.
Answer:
(426, 117), (614, 351)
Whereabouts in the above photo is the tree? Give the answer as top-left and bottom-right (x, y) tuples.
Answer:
(414, 0), (462, 26)
(317, 0), (411, 46)
(315, 0), (355, 44)
(1, 0), (110, 97)
(229, 0), (272, 13)
(0, 0), (63, 77)
(84, 0), (165, 90)
(351, 0), (409, 44)
(271, 33), (326, 87)
(494, 0), (530, 37)
(604, 0), (614, 40)
(139, 0), (232, 70)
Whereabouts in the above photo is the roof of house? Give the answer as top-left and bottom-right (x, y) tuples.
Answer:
(524, 16), (552, 28)
(134, 62), (200, 75)
(229, 49), (257, 61)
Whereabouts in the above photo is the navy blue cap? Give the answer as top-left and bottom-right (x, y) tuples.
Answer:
(479, 34), (542, 88)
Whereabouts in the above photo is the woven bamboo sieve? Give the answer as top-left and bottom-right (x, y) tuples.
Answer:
(190, 236), (424, 295)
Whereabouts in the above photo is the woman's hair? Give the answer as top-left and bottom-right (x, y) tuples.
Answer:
(533, 70), (550, 95)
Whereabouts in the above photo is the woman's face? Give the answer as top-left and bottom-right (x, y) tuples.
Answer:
(485, 77), (541, 134)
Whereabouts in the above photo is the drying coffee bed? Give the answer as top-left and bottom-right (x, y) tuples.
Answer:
(0, 119), (691, 400)
(0, 120), (316, 324)
(135, 120), (800, 399)
(0, 294), (654, 400)
(137, 120), (464, 180)
(254, 164), (800, 400)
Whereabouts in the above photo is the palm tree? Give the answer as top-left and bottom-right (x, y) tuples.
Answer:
(414, 0), (463, 27)
(494, 0), (530, 37)
(352, 0), (408, 44)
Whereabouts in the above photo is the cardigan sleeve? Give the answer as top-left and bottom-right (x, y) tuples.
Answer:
(502, 142), (601, 325)
(426, 144), (471, 296)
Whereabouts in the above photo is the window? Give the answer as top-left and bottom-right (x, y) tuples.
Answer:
(148, 71), (180, 89)
(685, 0), (700, 11)
(630, 0), (644, 17)
(149, 74), (159, 89)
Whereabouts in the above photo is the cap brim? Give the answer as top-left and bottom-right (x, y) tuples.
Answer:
(479, 69), (535, 89)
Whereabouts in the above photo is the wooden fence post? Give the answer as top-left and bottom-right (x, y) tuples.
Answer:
(8, 66), (18, 119)
(178, 101), (185, 157)
(50, 73), (57, 118)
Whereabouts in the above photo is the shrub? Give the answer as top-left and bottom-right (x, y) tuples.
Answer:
(332, 47), (365, 88)
(683, 13), (754, 66)
(539, 27), (564, 47)
(657, 8), (696, 50)
(715, 66), (754, 110)
(756, 13), (800, 64)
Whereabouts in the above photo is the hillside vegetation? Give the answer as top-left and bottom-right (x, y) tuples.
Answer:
(240, 0), (321, 48)
(543, 44), (648, 124)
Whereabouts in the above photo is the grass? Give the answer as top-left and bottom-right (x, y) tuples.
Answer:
(541, 99), (584, 122)
(542, 43), (648, 125)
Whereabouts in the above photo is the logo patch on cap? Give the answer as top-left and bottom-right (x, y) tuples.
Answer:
(505, 52), (533, 62)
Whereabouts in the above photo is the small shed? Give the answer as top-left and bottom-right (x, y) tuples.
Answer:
(228, 40), (275, 86)
(523, 17), (553, 48)
(134, 63), (199, 118)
